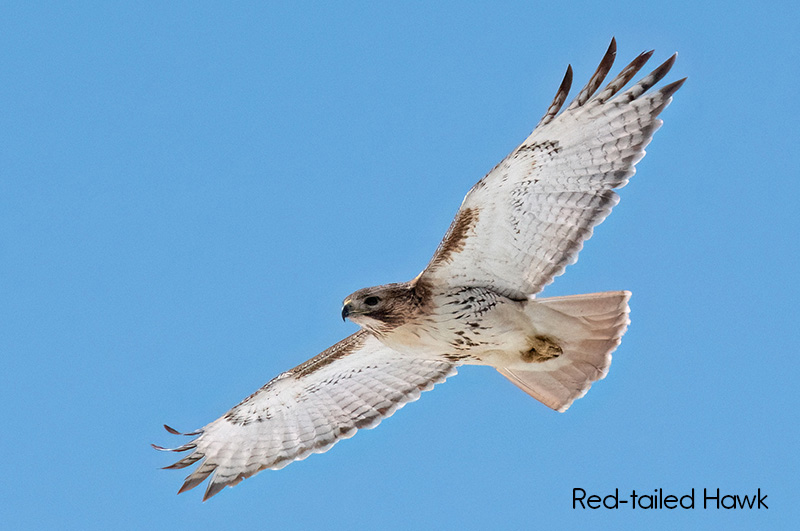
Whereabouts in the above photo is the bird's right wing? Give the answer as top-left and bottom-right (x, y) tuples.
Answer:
(154, 330), (457, 500)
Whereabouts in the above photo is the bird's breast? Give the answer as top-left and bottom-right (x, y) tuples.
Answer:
(377, 287), (532, 362)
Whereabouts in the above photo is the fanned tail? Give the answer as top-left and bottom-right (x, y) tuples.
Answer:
(497, 291), (631, 412)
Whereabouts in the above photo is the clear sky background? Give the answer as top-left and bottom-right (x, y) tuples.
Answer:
(2, 2), (797, 530)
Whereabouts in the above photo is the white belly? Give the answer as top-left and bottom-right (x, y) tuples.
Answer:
(378, 287), (540, 365)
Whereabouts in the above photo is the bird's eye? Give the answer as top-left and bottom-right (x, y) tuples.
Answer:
(364, 296), (380, 306)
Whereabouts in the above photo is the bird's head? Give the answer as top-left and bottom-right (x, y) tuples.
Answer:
(341, 282), (425, 334)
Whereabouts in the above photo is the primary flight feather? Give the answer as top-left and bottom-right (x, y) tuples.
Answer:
(155, 39), (684, 500)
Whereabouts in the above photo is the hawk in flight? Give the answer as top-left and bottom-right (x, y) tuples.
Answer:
(155, 39), (684, 500)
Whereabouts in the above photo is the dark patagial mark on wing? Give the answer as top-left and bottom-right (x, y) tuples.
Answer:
(288, 330), (367, 378)
(219, 333), (369, 427)
(429, 207), (480, 268)
(537, 64), (573, 127)
(566, 37), (617, 111)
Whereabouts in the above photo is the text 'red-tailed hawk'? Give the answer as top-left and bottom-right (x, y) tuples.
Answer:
(155, 39), (684, 500)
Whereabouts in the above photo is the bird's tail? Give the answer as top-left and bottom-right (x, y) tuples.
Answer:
(496, 291), (631, 412)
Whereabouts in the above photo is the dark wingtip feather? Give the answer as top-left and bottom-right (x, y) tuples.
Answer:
(163, 453), (200, 469)
(567, 38), (617, 111)
(663, 76), (687, 94)
(203, 480), (227, 501)
(162, 424), (201, 436)
(652, 53), (678, 83)
(537, 64), (573, 127)
(152, 441), (197, 454)
(623, 52), (678, 101)
(606, 37), (617, 58)
(595, 49), (654, 102)
(563, 64), (574, 89)
(638, 50), (656, 69)
(178, 477), (204, 495)
(178, 465), (216, 494)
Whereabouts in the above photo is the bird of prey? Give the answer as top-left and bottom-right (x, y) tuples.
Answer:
(155, 39), (684, 500)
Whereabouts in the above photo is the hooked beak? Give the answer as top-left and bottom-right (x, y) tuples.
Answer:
(341, 302), (353, 321)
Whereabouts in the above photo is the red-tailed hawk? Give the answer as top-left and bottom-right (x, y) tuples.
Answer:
(155, 39), (684, 500)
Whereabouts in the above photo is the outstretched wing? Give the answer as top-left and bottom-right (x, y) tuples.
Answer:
(154, 330), (456, 500)
(419, 39), (685, 300)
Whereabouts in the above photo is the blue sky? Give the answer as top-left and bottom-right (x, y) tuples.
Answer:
(2, 2), (797, 530)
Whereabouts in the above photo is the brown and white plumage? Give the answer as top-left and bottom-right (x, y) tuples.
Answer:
(421, 39), (684, 299)
(155, 39), (684, 500)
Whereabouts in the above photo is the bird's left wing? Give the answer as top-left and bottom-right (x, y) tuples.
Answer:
(418, 40), (684, 300)
(154, 330), (457, 500)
